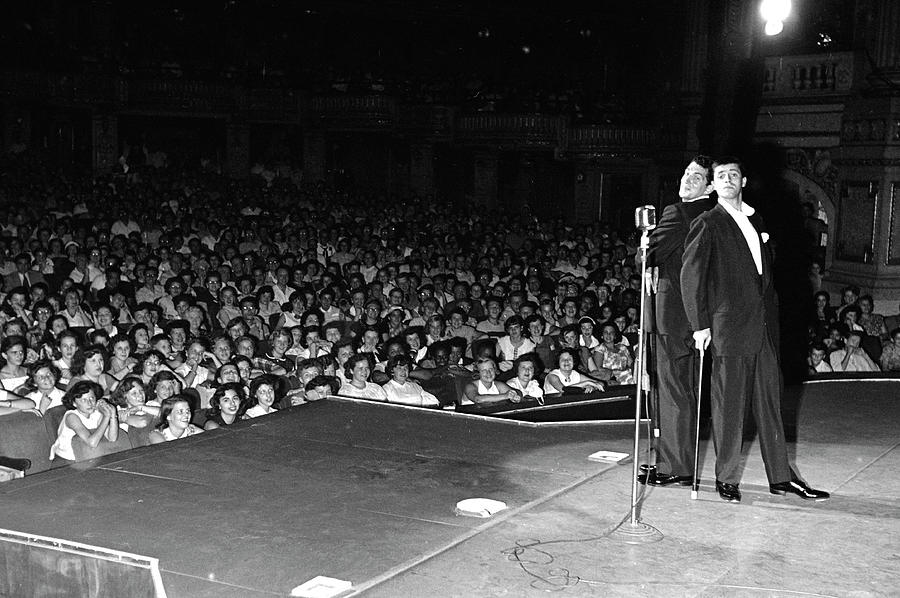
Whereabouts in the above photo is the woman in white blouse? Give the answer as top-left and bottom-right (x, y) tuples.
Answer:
(381, 354), (439, 408)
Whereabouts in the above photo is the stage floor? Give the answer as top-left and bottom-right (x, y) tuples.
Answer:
(1, 381), (898, 597)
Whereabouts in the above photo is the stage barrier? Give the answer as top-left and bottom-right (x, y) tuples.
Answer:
(0, 528), (167, 598)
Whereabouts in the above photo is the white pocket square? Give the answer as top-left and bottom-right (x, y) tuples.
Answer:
(761, 232), (770, 243)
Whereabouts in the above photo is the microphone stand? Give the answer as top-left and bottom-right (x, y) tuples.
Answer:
(610, 222), (663, 543)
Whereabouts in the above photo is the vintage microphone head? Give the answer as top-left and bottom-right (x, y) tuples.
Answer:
(635, 205), (657, 231)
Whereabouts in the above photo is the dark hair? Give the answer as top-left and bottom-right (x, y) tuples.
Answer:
(345, 352), (374, 381)
(599, 321), (623, 343)
(808, 342), (828, 354)
(155, 394), (194, 431)
(109, 376), (145, 408)
(24, 359), (61, 393)
(137, 350), (167, 374)
(128, 323), (150, 347)
(147, 370), (181, 401)
(69, 344), (108, 377)
(712, 156), (745, 176)
(207, 382), (247, 420)
(62, 380), (103, 410)
(514, 351), (543, 375)
(504, 315), (525, 332)
(305, 375), (339, 395)
(248, 374), (282, 406)
(386, 353), (413, 378)
(690, 155), (714, 182)
(1, 335), (26, 356)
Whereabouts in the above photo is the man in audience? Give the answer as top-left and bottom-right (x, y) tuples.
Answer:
(829, 331), (880, 372)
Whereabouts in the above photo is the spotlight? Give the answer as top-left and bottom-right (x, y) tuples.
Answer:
(764, 20), (784, 36)
(521, 45), (531, 54)
(759, 0), (790, 36)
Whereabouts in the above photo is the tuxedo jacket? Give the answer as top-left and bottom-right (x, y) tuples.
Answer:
(680, 203), (779, 356)
(647, 197), (715, 345)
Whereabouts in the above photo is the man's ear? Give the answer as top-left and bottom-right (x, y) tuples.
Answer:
(740, 177), (748, 188)
(703, 183), (714, 195)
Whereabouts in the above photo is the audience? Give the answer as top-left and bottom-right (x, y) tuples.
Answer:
(0, 151), (896, 470)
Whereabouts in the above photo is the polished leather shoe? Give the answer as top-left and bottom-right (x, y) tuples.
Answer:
(770, 479), (830, 501)
(716, 480), (741, 503)
(643, 472), (693, 486)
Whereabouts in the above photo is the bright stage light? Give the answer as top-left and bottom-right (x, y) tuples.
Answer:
(764, 19), (784, 36)
(759, 0), (791, 23)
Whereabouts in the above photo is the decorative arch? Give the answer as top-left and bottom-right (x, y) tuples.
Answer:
(781, 169), (836, 268)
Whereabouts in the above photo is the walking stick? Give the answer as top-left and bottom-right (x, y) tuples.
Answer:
(691, 347), (705, 500)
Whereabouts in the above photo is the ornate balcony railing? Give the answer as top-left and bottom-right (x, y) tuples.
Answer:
(455, 114), (566, 148)
(762, 51), (858, 97)
(128, 79), (235, 113)
(568, 124), (662, 151)
(307, 95), (396, 129)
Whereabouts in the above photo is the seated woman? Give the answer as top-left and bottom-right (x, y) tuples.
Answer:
(495, 316), (536, 373)
(245, 374), (281, 418)
(148, 395), (204, 443)
(133, 350), (169, 385)
(381, 354), (440, 408)
(506, 353), (544, 401)
(338, 353), (388, 401)
(49, 380), (118, 462)
(525, 314), (559, 375)
(67, 345), (119, 394)
(543, 348), (605, 395)
(51, 328), (80, 386)
(88, 303), (120, 338)
(21, 360), (64, 414)
(108, 376), (158, 432)
(106, 334), (138, 380)
(147, 370), (183, 408)
(403, 327), (429, 364)
(462, 357), (521, 406)
(0, 335), (30, 393)
(203, 382), (248, 430)
(128, 323), (152, 357)
(591, 323), (635, 385)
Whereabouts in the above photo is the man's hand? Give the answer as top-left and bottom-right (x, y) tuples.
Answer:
(692, 328), (711, 351)
(643, 267), (659, 295)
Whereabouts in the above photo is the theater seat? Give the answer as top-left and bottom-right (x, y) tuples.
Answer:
(0, 411), (53, 474)
(43, 405), (68, 445)
(72, 430), (132, 462)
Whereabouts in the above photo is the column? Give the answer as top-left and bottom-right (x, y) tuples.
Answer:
(225, 121), (250, 179)
(471, 150), (499, 209)
(91, 113), (117, 175)
(409, 141), (435, 199)
(303, 131), (327, 183)
(573, 160), (603, 224)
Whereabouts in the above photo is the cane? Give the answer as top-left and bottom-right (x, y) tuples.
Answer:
(690, 347), (705, 500)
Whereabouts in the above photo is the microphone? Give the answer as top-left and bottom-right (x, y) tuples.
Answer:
(634, 205), (657, 231)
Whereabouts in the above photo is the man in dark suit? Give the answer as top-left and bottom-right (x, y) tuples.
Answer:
(680, 157), (829, 503)
(640, 156), (715, 487)
(3, 253), (46, 293)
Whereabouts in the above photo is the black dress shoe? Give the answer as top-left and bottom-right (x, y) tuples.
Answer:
(649, 473), (693, 486)
(770, 479), (830, 501)
(716, 480), (741, 503)
(638, 471), (693, 486)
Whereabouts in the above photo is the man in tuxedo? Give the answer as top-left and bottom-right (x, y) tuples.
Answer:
(680, 157), (829, 503)
(640, 156), (715, 487)
(3, 253), (46, 293)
